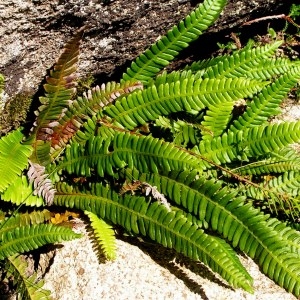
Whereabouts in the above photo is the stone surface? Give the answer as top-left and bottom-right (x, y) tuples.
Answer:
(42, 222), (297, 300)
(0, 0), (295, 96)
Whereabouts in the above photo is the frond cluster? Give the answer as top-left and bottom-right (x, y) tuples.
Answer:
(1, 0), (300, 298)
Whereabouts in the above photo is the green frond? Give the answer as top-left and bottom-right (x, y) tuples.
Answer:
(85, 210), (116, 260)
(59, 130), (209, 177)
(233, 147), (300, 175)
(233, 157), (300, 176)
(266, 218), (300, 255)
(74, 115), (116, 145)
(0, 210), (51, 234)
(248, 171), (300, 199)
(184, 41), (282, 76)
(155, 116), (201, 147)
(105, 77), (266, 130)
(230, 67), (300, 131)
(201, 101), (234, 140)
(199, 121), (300, 164)
(27, 27), (85, 166)
(0, 224), (81, 260)
(152, 69), (198, 87)
(72, 114), (100, 144)
(1, 175), (44, 207)
(5, 255), (51, 300)
(270, 171), (300, 197)
(236, 58), (300, 81)
(54, 182), (253, 292)
(0, 129), (32, 193)
(122, 0), (227, 84)
(243, 185), (300, 220)
(202, 44), (300, 81)
(130, 170), (300, 296)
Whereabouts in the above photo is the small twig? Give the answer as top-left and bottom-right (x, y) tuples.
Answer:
(242, 14), (300, 29)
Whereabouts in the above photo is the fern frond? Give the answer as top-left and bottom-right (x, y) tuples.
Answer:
(122, 0), (227, 84)
(270, 171), (300, 197)
(236, 58), (300, 81)
(199, 121), (300, 164)
(72, 114), (100, 144)
(59, 131), (209, 177)
(105, 77), (266, 130)
(233, 157), (300, 176)
(265, 218), (300, 255)
(0, 129), (32, 193)
(50, 81), (143, 158)
(0, 210), (51, 234)
(85, 210), (116, 260)
(230, 67), (300, 131)
(155, 116), (201, 147)
(246, 171), (300, 200)
(0, 224), (81, 260)
(5, 255), (51, 300)
(201, 41), (298, 80)
(27, 27), (85, 166)
(1, 175), (44, 207)
(27, 162), (56, 205)
(201, 101), (234, 140)
(131, 170), (300, 296)
(184, 41), (282, 75)
(54, 182), (253, 292)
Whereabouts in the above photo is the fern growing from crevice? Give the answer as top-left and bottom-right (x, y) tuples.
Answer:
(1, 0), (300, 298)
(3, 255), (52, 300)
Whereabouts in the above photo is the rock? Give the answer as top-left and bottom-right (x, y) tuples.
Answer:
(42, 222), (297, 300)
(0, 0), (295, 97)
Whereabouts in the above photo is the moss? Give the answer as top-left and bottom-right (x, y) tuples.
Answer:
(0, 92), (32, 135)
(75, 75), (95, 96)
(0, 74), (4, 91)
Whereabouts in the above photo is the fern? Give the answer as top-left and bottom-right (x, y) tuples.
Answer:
(55, 182), (253, 292)
(198, 121), (300, 164)
(105, 76), (266, 130)
(201, 101), (234, 140)
(200, 42), (299, 80)
(2, 0), (300, 298)
(125, 170), (300, 294)
(0, 129), (32, 193)
(1, 175), (44, 207)
(231, 67), (300, 131)
(59, 130), (209, 176)
(0, 223), (81, 260)
(51, 80), (143, 154)
(27, 27), (84, 166)
(4, 255), (51, 300)
(122, 0), (227, 84)
(155, 116), (201, 146)
(0, 210), (51, 234)
(85, 210), (117, 260)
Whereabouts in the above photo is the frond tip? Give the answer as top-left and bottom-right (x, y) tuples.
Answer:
(122, 0), (227, 84)
(0, 224), (81, 260)
(27, 162), (56, 205)
(85, 211), (117, 260)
